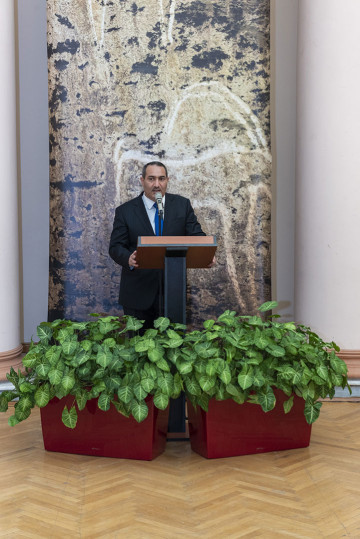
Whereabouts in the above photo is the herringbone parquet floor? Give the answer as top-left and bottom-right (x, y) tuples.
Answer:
(0, 402), (359, 538)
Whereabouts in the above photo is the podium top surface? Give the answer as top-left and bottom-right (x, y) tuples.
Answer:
(136, 235), (217, 269)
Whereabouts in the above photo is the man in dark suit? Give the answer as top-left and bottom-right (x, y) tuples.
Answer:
(109, 161), (208, 328)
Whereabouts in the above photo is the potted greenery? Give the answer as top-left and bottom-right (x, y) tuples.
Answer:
(0, 302), (350, 460)
(0, 314), (183, 460)
(167, 301), (350, 458)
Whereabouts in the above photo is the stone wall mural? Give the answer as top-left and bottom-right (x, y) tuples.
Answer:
(47, 0), (271, 325)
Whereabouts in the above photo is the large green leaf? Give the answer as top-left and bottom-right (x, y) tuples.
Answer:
(254, 329), (269, 350)
(105, 375), (122, 391)
(205, 360), (217, 376)
(144, 363), (157, 380)
(134, 382), (148, 401)
(48, 362), (65, 385)
(118, 347), (136, 362)
(252, 369), (266, 388)
(96, 345), (113, 368)
(62, 405), (78, 429)
(22, 352), (39, 368)
(61, 340), (78, 356)
(158, 373), (174, 396)
(203, 319), (215, 330)
(238, 368), (254, 390)
(135, 338), (155, 353)
(125, 316), (144, 332)
(316, 364), (329, 381)
(16, 395), (33, 413)
(45, 346), (62, 365)
(131, 400), (148, 422)
(72, 349), (91, 367)
(219, 366), (231, 385)
(199, 375), (216, 393)
(226, 383), (243, 398)
(330, 356), (348, 375)
(61, 371), (76, 393)
(6, 367), (21, 391)
(71, 321), (88, 331)
(140, 376), (155, 393)
(57, 327), (74, 343)
(99, 320), (116, 335)
(14, 406), (31, 422)
(154, 317), (170, 332)
(176, 360), (193, 375)
(258, 301), (278, 312)
(197, 393), (210, 411)
(304, 401), (322, 424)
(35, 362), (51, 378)
(166, 338), (183, 349)
(257, 387), (276, 412)
(112, 399), (131, 418)
(8, 415), (20, 427)
(153, 392), (169, 410)
(148, 347), (164, 363)
(185, 378), (201, 396)
(37, 324), (52, 343)
(155, 358), (170, 372)
(266, 344), (286, 357)
(118, 385), (133, 404)
(81, 340), (92, 352)
(283, 395), (294, 414)
(172, 373), (182, 397)
(19, 382), (35, 393)
(98, 392), (111, 411)
(0, 392), (16, 412)
(34, 384), (51, 408)
(75, 389), (88, 410)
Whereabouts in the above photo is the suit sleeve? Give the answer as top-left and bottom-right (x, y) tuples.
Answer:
(185, 199), (206, 236)
(109, 206), (132, 268)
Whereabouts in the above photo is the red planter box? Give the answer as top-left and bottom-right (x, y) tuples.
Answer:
(40, 396), (169, 460)
(187, 391), (312, 458)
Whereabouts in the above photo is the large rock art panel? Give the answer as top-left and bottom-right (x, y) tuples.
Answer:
(47, 0), (271, 325)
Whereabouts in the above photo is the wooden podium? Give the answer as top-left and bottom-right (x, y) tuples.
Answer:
(137, 235), (217, 325)
(137, 236), (217, 433)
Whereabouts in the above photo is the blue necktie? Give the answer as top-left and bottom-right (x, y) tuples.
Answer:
(153, 203), (163, 236)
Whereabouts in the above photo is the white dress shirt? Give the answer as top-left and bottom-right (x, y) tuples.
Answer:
(142, 193), (165, 234)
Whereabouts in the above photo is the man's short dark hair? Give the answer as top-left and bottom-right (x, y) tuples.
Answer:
(142, 161), (168, 178)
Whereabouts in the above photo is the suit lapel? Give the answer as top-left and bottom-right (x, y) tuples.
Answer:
(133, 194), (155, 235)
(162, 193), (174, 235)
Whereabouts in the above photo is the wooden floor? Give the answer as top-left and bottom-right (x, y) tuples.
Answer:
(0, 402), (359, 538)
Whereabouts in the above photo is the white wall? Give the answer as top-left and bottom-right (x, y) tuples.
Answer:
(17, 0), (49, 341)
(16, 0), (299, 339)
(271, 0), (298, 319)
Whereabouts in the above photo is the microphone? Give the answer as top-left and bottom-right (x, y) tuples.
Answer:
(155, 192), (164, 218)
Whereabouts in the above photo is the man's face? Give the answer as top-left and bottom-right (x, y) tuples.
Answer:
(141, 165), (169, 201)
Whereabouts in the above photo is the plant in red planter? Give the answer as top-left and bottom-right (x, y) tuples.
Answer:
(0, 315), (183, 460)
(169, 301), (350, 458)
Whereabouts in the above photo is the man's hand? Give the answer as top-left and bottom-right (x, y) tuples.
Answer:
(207, 256), (216, 268)
(128, 250), (139, 269)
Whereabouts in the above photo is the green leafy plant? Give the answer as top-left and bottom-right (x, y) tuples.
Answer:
(0, 302), (350, 429)
(0, 315), (182, 428)
(168, 301), (350, 424)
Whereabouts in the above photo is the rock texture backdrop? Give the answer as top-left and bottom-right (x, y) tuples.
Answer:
(47, 0), (271, 325)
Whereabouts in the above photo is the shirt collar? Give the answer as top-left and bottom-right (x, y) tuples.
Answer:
(142, 193), (166, 209)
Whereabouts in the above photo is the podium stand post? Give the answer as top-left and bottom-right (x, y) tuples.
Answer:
(164, 247), (188, 434)
(164, 248), (188, 325)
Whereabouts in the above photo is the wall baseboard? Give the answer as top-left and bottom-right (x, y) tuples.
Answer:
(337, 350), (360, 380)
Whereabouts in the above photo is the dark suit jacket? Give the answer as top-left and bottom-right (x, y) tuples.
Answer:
(109, 192), (205, 309)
